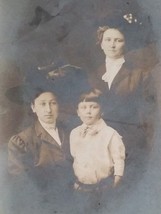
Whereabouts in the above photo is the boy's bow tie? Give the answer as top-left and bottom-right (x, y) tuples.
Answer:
(80, 126), (99, 138)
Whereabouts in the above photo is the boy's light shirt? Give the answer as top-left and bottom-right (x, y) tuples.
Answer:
(70, 118), (125, 184)
(102, 56), (125, 89)
(79, 119), (102, 137)
(39, 120), (62, 146)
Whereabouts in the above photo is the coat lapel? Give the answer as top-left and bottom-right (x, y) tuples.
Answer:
(34, 121), (62, 148)
(97, 62), (132, 93)
(110, 64), (129, 90)
(96, 64), (109, 92)
(34, 121), (67, 167)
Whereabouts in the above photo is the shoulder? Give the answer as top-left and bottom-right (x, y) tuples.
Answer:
(8, 125), (35, 149)
(18, 125), (35, 141)
(102, 121), (122, 139)
(120, 58), (144, 92)
(103, 124), (117, 136)
(70, 125), (82, 137)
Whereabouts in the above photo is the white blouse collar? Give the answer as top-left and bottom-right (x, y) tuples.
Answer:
(102, 57), (125, 89)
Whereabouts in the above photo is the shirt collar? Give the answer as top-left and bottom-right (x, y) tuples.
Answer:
(105, 56), (125, 66)
(38, 119), (56, 130)
(81, 118), (104, 131)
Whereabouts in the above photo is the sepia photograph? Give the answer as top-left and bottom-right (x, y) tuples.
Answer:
(0, 0), (161, 213)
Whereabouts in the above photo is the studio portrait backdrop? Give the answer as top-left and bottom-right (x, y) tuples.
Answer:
(0, 0), (161, 214)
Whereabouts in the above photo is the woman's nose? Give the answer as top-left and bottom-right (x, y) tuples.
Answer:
(110, 40), (116, 48)
(45, 104), (52, 112)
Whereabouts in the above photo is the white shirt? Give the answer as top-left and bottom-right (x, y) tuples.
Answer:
(102, 57), (125, 89)
(39, 120), (62, 146)
(70, 119), (125, 184)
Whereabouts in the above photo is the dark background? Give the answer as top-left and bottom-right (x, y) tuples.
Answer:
(0, 0), (161, 213)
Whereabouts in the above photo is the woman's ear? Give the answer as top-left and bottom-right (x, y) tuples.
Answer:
(31, 103), (35, 113)
(77, 109), (79, 117)
(100, 41), (103, 50)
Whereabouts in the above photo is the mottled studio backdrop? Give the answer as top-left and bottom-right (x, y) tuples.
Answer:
(0, 0), (161, 213)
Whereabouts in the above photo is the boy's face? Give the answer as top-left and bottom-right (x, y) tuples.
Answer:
(31, 92), (59, 124)
(77, 101), (102, 125)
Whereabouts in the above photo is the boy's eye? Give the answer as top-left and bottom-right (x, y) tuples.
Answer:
(50, 101), (57, 105)
(93, 106), (98, 108)
(92, 105), (99, 109)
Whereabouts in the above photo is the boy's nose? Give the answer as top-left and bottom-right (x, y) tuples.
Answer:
(86, 107), (92, 114)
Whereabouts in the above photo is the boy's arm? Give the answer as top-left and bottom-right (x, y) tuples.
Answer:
(109, 132), (126, 186)
(113, 175), (122, 187)
(69, 129), (77, 158)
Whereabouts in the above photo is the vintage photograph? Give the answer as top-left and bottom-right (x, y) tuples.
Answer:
(0, 0), (161, 213)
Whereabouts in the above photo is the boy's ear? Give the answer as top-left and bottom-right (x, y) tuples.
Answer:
(31, 103), (35, 113)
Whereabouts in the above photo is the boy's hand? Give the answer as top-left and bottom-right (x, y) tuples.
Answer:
(113, 175), (122, 187)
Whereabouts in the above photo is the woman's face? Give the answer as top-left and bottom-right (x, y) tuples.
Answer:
(31, 92), (59, 124)
(101, 28), (125, 59)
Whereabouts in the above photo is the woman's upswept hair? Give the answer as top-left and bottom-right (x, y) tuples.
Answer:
(96, 26), (111, 45)
(96, 16), (131, 45)
(96, 24), (128, 46)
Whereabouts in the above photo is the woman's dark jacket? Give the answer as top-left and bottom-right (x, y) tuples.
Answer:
(90, 58), (156, 156)
(8, 120), (73, 187)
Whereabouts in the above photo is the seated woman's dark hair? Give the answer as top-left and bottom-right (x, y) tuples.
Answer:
(29, 87), (58, 104)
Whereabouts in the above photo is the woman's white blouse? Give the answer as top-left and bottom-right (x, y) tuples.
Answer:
(102, 57), (125, 89)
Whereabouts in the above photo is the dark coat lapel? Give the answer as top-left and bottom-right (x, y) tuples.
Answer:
(34, 120), (64, 148)
(110, 64), (129, 90)
(96, 62), (136, 94)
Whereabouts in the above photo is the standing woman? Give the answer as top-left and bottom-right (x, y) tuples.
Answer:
(91, 18), (156, 167)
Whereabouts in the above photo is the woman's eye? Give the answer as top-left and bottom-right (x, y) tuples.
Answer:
(105, 38), (111, 42)
(80, 106), (86, 109)
(116, 39), (124, 43)
(40, 102), (46, 106)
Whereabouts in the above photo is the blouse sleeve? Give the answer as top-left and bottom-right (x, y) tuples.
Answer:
(8, 135), (28, 175)
(109, 132), (126, 177)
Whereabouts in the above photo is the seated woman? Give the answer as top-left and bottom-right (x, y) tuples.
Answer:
(8, 86), (73, 190)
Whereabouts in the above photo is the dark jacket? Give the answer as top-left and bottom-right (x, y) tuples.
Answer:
(8, 120), (73, 186)
(90, 59), (156, 154)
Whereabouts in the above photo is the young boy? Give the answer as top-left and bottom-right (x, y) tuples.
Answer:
(70, 89), (125, 190)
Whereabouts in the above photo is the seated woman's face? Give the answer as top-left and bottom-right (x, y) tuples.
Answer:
(31, 92), (59, 124)
(101, 28), (125, 59)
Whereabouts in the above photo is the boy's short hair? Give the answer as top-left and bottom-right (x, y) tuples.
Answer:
(78, 89), (104, 106)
